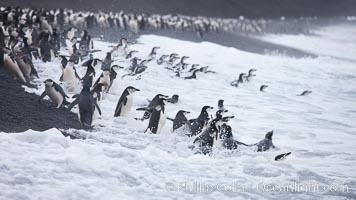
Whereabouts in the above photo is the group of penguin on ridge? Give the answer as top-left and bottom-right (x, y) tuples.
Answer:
(0, 6), (306, 160)
(0, 6), (267, 40)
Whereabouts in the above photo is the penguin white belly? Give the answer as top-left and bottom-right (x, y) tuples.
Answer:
(4, 55), (26, 82)
(46, 87), (63, 108)
(63, 67), (78, 90)
(214, 138), (223, 148)
(117, 47), (126, 57)
(99, 74), (110, 92)
(120, 94), (133, 117)
(111, 49), (119, 58)
(157, 111), (167, 134)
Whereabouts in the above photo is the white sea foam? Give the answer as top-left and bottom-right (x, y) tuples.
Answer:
(1, 23), (356, 199)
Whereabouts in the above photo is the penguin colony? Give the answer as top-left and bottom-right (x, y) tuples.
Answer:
(0, 6), (267, 40)
(0, 6), (309, 159)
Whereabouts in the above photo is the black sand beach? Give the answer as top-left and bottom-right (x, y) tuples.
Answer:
(0, 1), (355, 133)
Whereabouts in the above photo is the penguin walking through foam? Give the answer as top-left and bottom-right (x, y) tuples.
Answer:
(255, 130), (275, 152)
(168, 110), (191, 132)
(39, 79), (70, 108)
(114, 86), (140, 117)
(141, 97), (167, 134)
(138, 94), (169, 120)
(187, 105), (214, 137)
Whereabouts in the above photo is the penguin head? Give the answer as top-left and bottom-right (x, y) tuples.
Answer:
(44, 79), (54, 87)
(218, 99), (224, 107)
(239, 73), (246, 78)
(202, 105), (214, 112)
(249, 69), (257, 73)
(127, 86), (140, 94)
(111, 65), (124, 70)
(178, 110), (190, 116)
(220, 124), (233, 139)
(171, 94), (179, 100)
(265, 130), (273, 140)
(156, 94), (169, 99)
(152, 46), (160, 52)
(120, 38), (128, 45)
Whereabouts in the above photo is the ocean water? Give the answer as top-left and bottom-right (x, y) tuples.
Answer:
(1, 23), (356, 199)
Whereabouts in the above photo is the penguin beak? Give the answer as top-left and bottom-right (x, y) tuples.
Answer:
(223, 110), (228, 113)
(210, 107), (214, 109)
(135, 88), (140, 92)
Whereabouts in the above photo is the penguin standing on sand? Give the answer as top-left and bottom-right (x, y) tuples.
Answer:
(68, 85), (102, 128)
(143, 97), (167, 134)
(1, 48), (26, 82)
(114, 86), (140, 117)
(39, 79), (70, 108)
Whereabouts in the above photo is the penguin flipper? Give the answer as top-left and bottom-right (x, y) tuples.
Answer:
(136, 107), (153, 112)
(167, 117), (174, 122)
(67, 98), (79, 111)
(114, 102), (123, 117)
(94, 101), (102, 115)
(39, 91), (47, 101)
(53, 83), (69, 98)
(59, 74), (63, 81)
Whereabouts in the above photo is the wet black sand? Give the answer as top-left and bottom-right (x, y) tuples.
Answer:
(0, 68), (82, 133)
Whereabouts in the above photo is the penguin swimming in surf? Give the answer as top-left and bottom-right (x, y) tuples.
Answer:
(114, 86), (140, 117)
(168, 110), (190, 132)
(39, 79), (70, 108)
(126, 50), (138, 59)
(246, 69), (256, 81)
(220, 124), (248, 150)
(298, 90), (312, 96)
(149, 46), (160, 59)
(218, 99), (226, 111)
(184, 69), (201, 80)
(193, 115), (221, 155)
(260, 85), (268, 92)
(256, 130), (275, 152)
(275, 152), (291, 161)
(188, 105), (214, 137)
(167, 94), (179, 104)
